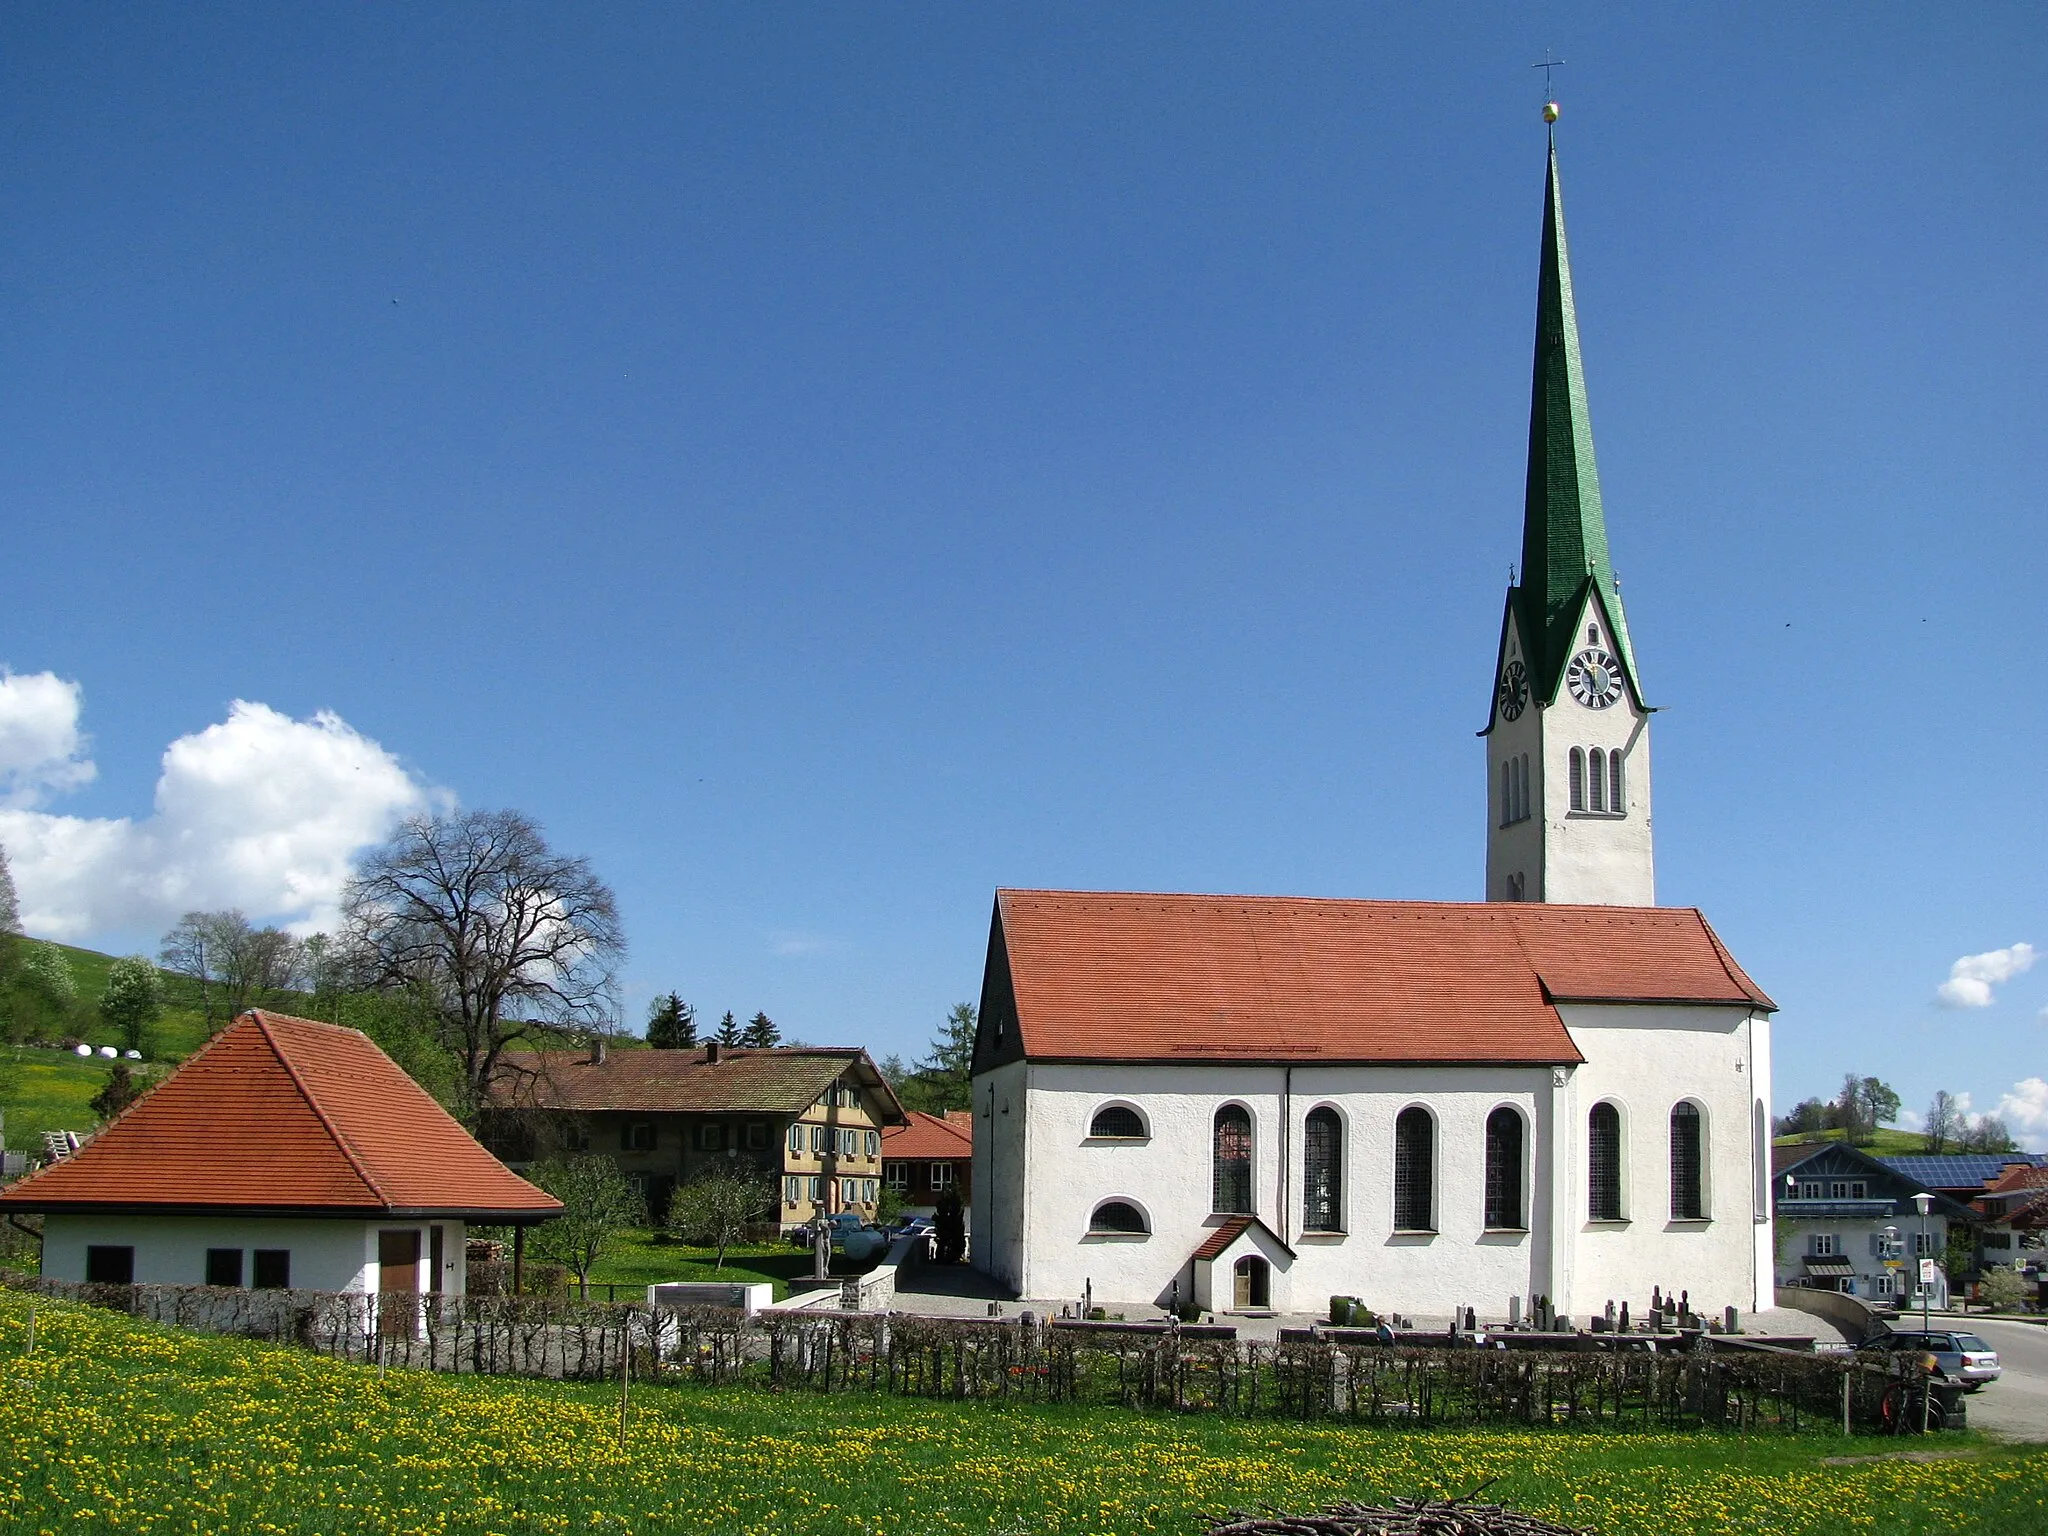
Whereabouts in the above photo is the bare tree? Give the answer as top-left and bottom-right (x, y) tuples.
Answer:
(1924, 1090), (1962, 1154)
(160, 910), (303, 1021)
(341, 809), (625, 1121)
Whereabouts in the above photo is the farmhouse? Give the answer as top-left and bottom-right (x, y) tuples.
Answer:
(484, 1040), (905, 1231)
(882, 1110), (973, 1212)
(968, 140), (1780, 1322)
(0, 1010), (559, 1296)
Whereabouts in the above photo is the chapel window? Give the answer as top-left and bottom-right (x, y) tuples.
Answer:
(1484, 1107), (1524, 1229)
(1089, 1200), (1149, 1235)
(1302, 1108), (1342, 1231)
(1588, 1102), (1623, 1221)
(1212, 1106), (1253, 1215)
(1089, 1105), (1147, 1140)
(1670, 1102), (1705, 1220)
(1500, 762), (1513, 829)
(1588, 748), (1607, 813)
(1569, 749), (1586, 812)
(1608, 748), (1625, 814)
(1392, 1107), (1434, 1232)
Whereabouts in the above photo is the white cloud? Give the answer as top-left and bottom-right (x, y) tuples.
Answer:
(0, 686), (439, 943)
(1995, 1078), (2048, 1153)
(0, 671), (97, 808)
(1937, 943), (2037, 1008)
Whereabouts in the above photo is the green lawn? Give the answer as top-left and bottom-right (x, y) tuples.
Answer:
(0, 1288), (2044, 1535)
(582, 1228), (864, 1300)
(0, 1048), (174, 1152)
(1774, 1127), (1936, 1156)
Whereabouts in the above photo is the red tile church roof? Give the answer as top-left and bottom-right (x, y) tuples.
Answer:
(0, 1011), (561, 1221)
(994, 890), (1774, 1066)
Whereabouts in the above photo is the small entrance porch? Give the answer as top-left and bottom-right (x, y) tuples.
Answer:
(1189, 1215), (1294, 1316)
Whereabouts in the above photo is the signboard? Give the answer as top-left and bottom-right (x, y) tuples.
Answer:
(1919, 1258), (1940, 1285)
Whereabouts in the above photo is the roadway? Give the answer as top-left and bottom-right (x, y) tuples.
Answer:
(1953, 1316), (2048, 1440)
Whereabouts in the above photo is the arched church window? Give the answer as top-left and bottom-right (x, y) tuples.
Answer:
(1088, 1105), (1147, 1140)
(1484, 1106), (1524, 1229)
(1569, 749), (1585, 812)
(1212, 1106), (1252, 1214)
(1392, 1107), (1434, 1232)
(1088, 1200), (1148, 1235)
(1302, 1108), (1342, 1231)
(1500, 762), (1512, 828)
(1588, 1102), (1623, 1221)
(1608, 749), (1624, 814)
(1670, 1102), (1705, 1220)
(1588, 748), (1606, 812)
(1587, 624), (1599, 644)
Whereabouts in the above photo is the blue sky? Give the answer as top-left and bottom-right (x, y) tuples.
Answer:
(1, 7), (2041, 1135)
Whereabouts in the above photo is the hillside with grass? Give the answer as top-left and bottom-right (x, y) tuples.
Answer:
(1772, 1126), (1931, 1156)
(1, 1288), (2044, 1535)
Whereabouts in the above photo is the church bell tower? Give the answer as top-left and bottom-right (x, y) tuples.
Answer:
(1483, 136), (1655, 906)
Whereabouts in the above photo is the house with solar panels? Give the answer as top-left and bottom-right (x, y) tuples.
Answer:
(1772, 1142), (1977, 1309)
(969, 136), (1782, 1323)
(0, 1011), (560, 1297)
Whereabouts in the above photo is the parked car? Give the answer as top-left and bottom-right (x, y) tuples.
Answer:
(1862, 1330), (2002, 1390)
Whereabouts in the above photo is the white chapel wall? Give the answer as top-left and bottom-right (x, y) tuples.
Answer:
(1012, 1062), (1557, 1316)
(1559, 1002), (1764, 1317)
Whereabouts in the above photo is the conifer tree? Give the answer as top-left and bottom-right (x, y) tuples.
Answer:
(741, 1011), (781, 1048)
(714, 1010), (744, 1047)
(645, 992), (697, 1049)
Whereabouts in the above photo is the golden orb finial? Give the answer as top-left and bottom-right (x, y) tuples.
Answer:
(1543, 100), (1560, 124)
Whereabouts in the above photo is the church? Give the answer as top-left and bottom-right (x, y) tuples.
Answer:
(967, 135), (1780, 1322)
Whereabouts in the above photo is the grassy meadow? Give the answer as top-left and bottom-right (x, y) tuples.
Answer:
(582, 1230), (856, 1300)
(1, 1288), (2045, 1536)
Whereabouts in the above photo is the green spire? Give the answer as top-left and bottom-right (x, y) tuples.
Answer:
(1516, 141), (1638, 700)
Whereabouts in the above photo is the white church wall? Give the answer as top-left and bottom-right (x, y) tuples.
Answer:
(1537, 597), (1653, 906)
(970, 1060), (1030, 1295)
(1006, 1062), (1556, 1317)
(1560, 1003), (1765, 1319)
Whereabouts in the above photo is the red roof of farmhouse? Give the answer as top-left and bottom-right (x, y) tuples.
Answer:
(882, 1110), (973, 1160)
(0, 1011), (561, 1221)
(992, 890), (1774, 1066)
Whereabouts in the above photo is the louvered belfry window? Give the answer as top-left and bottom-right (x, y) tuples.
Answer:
(1484, 1106), (1524, 1229)
(1212, 1106), (1253, 1214)
(1302, 1108), (1342, 1231)
(1588, 1102), (1622, 1221)
(1392, 1108), (1434, 1231)
(1670, 1102), (1705, 1220)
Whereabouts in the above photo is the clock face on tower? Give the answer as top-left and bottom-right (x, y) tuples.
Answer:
(1566, 648), (1624, 709)
(1497, 659), (1529, 721)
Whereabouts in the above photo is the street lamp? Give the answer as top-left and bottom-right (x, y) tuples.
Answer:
(1912, 1192), (1935, 1330)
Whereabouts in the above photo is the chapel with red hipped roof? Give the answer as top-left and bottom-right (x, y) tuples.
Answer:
(1, 1010), (560, 1295)
(968, 129), (1780, 1324)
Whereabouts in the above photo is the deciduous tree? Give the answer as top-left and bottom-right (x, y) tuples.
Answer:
(341, 809), (625, 1121)
(1924, 1090), (1963, 1154)
(159, 910), (302, 1021)
(526, 1154), (641, 1298)
(667, 1169), (771, 1270)
(99, 956), (165, 1055)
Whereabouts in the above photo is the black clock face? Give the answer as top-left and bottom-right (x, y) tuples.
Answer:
(1566, 647), (1624, 709)
(1497, 659), (1529, 721)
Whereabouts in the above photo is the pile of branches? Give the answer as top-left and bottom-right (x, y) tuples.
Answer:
(1205, 1490), (1593, 1536)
